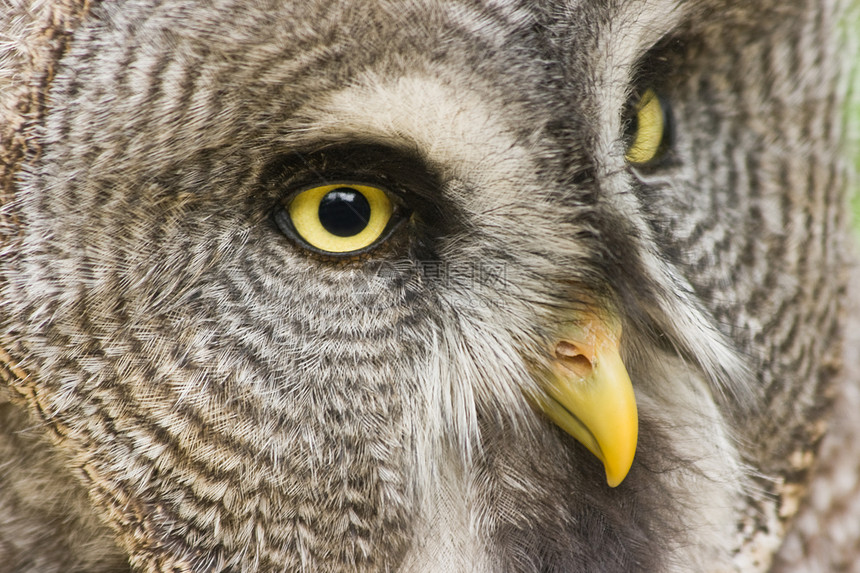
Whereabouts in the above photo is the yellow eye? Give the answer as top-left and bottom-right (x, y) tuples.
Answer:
(624, 89), (666, 165)
(284, 183), (394, 254)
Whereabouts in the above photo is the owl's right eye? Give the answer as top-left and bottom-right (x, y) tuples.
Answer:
(274, 183), (402, 255)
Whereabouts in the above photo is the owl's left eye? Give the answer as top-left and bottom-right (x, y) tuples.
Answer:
(624, 89), (668, 165)
(275, 183), (401, 254)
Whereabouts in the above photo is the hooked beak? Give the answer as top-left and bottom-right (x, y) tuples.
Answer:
(531, 315), (638, 487)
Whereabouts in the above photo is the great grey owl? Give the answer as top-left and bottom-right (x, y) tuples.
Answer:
(0, 0), (858, 571)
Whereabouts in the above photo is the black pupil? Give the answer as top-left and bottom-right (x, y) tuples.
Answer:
(318, 188), (372, 237)
(623, 113), (639, 145)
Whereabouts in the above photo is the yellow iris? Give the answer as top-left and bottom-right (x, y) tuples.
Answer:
(288, 183), (393, 253)
(625, 89), (665, 165)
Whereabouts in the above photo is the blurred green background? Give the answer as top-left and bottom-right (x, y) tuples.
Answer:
(851, 5), (860, 237)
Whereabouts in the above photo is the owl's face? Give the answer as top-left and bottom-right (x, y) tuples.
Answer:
(1, 0), (847, 571)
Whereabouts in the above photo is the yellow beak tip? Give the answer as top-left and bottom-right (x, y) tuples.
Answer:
(600, 424), (638, 488)
(603, 455), (634, 488)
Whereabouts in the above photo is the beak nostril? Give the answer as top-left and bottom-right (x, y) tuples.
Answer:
(555, 341), (593, 378)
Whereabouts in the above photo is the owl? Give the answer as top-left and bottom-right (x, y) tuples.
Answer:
(0, 0), (857, 571)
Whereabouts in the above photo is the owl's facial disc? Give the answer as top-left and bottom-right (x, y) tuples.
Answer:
(532, 315), (638, 487)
